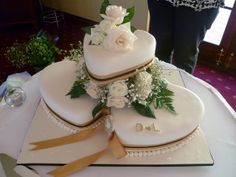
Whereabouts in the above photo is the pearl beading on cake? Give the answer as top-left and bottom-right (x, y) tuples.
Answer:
(41, 99), (200, 157)
(41, 99), (105, 133)
(125, 127), (200, 157)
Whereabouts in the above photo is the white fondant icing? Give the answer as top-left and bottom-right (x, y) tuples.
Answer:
(111, 82), (204, 147)
(40, 61), (97, 126)
(83, 30), (156, 77)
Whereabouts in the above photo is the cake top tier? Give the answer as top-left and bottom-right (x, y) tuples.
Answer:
(82, 2), (156, 82)
(84, 30), (156, 81)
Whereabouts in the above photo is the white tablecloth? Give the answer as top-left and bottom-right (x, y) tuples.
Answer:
(0, 65), (236, 177)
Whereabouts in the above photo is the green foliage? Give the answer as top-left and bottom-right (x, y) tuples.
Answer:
(5, 31), (61, 70)
(92, 102), (106, 118)
(63, 42), (83, 62)
(5, 42), (29, 68)
(100, 0), (111, 14)
(131, 26), (137, 33)
(66, 81), (86, 98)
(133, 102), (156, 118)
(122, 6), (135, 24)
(156, 83), (176, 114)
(81, 26), (93, 35)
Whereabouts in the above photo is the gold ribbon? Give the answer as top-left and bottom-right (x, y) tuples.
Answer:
(48, 149), (108, 177)
(47, 132), (126, 177)
(87, 58), (154, 85)
(108, 132), (127, 159)
(31, 128), (96, 150)
(31, 105), (126, 177)
(31, 107), (111, 150)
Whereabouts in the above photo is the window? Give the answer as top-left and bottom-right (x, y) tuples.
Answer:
(204, 0), (236, 45)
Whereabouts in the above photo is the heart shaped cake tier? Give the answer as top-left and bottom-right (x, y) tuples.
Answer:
(40, 61), (204, 147)
(83, 30), (156, 81)
(40, 61), (97, 126)
(111, 82), (204, 147)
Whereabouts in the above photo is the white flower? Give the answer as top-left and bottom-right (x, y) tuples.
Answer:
(90, 25), (106, 45)
(99, 19), (114, 33)
(100, 5), (128, 25)
(107, 96), (128, 108)
(103, 25), (137, 52)
(76, 57), (86, 78)
(135, 71), (153, 100)
(76, 57), (84, 70)
(85, 81), (100, 99)
(108, 80), (128, 97)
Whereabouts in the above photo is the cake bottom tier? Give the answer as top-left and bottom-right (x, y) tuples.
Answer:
(18, 101), (213, 166)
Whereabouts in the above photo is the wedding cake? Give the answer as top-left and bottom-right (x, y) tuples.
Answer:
(37, 1), (205, 174)
(40, 0), (204, 149)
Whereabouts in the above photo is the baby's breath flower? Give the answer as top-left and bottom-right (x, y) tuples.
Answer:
(134, 71), (153, 100)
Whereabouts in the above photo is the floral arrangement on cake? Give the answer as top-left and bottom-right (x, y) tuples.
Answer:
(66, 0), (176, 118)
(82, 0), (137, 52)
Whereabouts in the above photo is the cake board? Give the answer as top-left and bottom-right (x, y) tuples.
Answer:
(17, 69), (213, 166)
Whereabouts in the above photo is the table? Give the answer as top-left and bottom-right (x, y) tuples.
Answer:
(0, 63), (236, 177)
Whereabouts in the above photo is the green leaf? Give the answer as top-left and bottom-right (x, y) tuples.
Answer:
(159, 88), (174, 97)
(131, 26), (137, 33)
(133, 102), (156, 118)
(66, 82), (86, 98)
(155, 87), (176, 114)
(81, 26), (93, 35)
(162, 97), (172, 104)
(100, 0), (111, 14)
(122, 6), (135, 24)
(156, 99), (164, 108)
(92, 102), (106, 118)
(164, 103), (176, 114)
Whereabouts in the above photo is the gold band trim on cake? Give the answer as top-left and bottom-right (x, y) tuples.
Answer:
(86, 58), (154, 85)
(125, 127), (200, 157)
(43, 99), (109, 128)
(125, 126), (199, 149)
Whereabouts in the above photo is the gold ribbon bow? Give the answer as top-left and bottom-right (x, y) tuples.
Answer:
(48, 132), (126, 177)
(31, 107), (111, 150)
(30, 106), (126, 177)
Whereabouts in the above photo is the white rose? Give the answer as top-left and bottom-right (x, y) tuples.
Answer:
(107, 96), (128, 108)
(99, 19), (114, 33)
(103, 25), (137, 52)
(85, 81), (100, 99)
(108, 80), (128, 97)
(135, 71), (153, 100)
(90, 25), (105, 45)
(100, 5), (127, 25)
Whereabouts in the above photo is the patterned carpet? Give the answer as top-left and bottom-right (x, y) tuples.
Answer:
(0, 13), (235, 111)
(194, 64), (236, 111)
